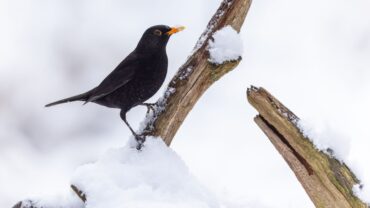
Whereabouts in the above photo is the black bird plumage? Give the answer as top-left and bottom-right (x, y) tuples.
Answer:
(45, 25), (184, 146)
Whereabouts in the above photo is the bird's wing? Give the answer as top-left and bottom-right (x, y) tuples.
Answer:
(85, 52), (140, 103)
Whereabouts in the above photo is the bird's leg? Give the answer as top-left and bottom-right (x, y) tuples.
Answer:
(140, 103), (157, 115)
(120, 110), (145, 150)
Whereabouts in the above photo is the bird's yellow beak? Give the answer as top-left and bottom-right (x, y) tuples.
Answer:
(166, 26), (185, 35)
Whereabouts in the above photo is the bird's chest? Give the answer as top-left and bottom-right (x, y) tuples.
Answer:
(130, 57), (168, 100)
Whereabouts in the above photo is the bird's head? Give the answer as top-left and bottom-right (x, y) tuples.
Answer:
(135, 25), (185, 53)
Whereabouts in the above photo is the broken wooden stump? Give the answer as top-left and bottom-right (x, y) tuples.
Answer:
(247, 86), (368, 208)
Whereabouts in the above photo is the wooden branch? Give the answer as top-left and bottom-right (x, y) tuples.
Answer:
(140, 0), (252, 146)
(247, 86), (368, 208)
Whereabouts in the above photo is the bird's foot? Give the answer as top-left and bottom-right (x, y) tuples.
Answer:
(135, 134), (146, 150)
(141, 103), (157, 115)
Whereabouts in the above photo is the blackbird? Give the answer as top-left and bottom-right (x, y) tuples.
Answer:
(45, 25), (184, 146)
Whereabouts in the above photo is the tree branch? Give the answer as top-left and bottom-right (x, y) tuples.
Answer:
(247, 86), (368, 208)
(141, 0), (252, 146)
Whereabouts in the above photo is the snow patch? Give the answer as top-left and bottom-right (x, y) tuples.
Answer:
(298, 120), (370, 204)
(207, 26), (243, 65)
(138, 87), (176, 134)
(298, 119), (350, 161)
(353, 184), (370, 205)
(192, 9), (225, 54)
(71, 138), (220, 208)
(179, 66), (193, 80)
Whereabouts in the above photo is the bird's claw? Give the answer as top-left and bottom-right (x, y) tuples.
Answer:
(141, 103), (157, 115)
(135, 134), (146, 150)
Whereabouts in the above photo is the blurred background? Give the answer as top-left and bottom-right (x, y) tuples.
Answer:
(1, 0), (369, 207)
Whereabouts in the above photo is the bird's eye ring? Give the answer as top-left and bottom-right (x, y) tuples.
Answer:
(153, 29), (162, 36)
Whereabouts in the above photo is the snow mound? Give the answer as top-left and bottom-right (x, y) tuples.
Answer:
(207, 25), (243, 65)
(71, 137), (220, 208)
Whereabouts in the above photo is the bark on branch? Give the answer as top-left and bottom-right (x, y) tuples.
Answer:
(140, 0), (252, 145)
(247, 86), (368, 208)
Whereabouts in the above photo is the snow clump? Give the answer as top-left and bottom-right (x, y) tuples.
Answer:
(298, 119), (370, 204)
(207, 25), (243, 65)
(298, 119), (350, 162)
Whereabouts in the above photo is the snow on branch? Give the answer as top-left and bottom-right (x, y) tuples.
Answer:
(247, 86), (369, 208)
(208, 25), (243, 65)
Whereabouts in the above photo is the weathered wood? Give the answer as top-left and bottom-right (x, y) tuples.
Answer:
(247, 86), (368, 208)
(140, 0), (252, 146)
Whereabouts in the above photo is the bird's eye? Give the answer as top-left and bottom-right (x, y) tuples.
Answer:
(153, 29), (162, 36)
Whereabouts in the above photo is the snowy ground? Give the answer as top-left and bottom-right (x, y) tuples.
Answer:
(1, 0), (370, 207)
(71, 138), (220, 208)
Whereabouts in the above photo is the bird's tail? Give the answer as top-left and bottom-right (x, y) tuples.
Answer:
(45, 91), (90, 107)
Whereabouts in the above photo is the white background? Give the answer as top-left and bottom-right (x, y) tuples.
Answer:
(1, 0), (370, 207)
